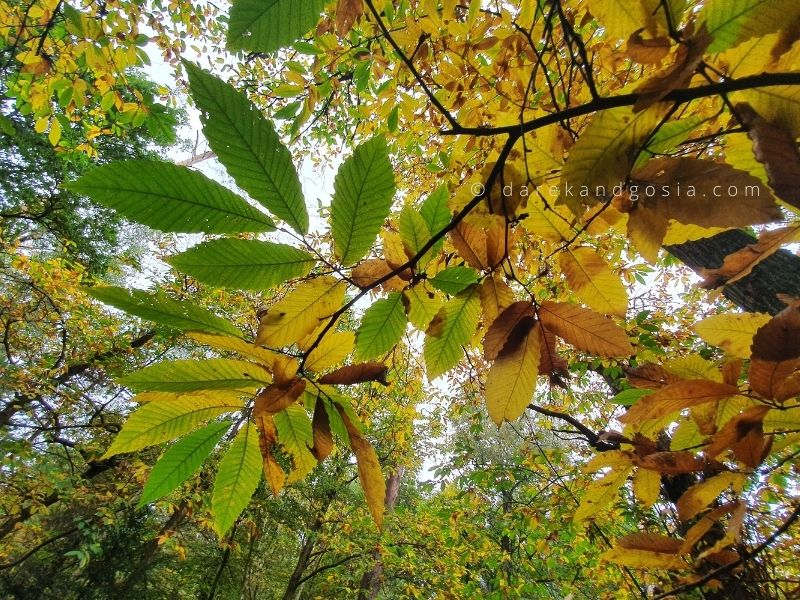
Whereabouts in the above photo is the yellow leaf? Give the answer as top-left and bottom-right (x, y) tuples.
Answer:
(583, 450), (634, 473)
(586, 0), (665, 41)
(48, 118), (61, 146)
(538, 301), (632, 358)
(479, 275), (515, 328)
(305, 331), (355, 372)
(573, 465), (632, 523)
(559, 247), (628, 317)
(633, 468), (662, 508)
(187, 332), (278, 369)
(256, 276), (346, 347)
(693, 312), (772, 359)
(601, 547), (687, 570)
(521, 195), (572, 242)
(620, 380), (739, 424)
(676, 472), (747, 522)
(617, 532), (684, 554)
(485, 318), (540, 425)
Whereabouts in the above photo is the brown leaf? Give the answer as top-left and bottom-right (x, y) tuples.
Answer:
(449, 221), (489, 271)
(634, 451), (725, 475)
(619, 379), (739, 424)
(351, 259), (409, 291)
(336, 406), (386, 528)
(749, 357), (800, 402)
(318, 362), (389, 386)
(751, 307), (800, 362)
(721, 359), (743, 387)
(538, 301), (632, 358)
(254, 413), (286, 496)
(631, 158), (781, 228)
(254, 379), (306, 416)
(625, 29), (672, 64)
(701, 227), (800, 288)
(624, 363), (682, 389)
(738, 102), (800, 210)
(705, 405), (770, 467)
(311, 399), (334, 461)
(627, 204), (668, 264)
(335, 0), (364, 36)
(536, 322), (570, 381)
(483, 301), (535, 361)
(680, 502), (738, 554)
(617, 532), (684, 554)
(634, 25), (712, 111)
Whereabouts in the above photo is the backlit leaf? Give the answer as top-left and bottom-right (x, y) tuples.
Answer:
(485, 319), (540, 425)
(538, 301), (632, 357)
(212, 421), (263, 535)
(693, 312), (772, 359)
(429, 265), (480, 296)
(118, 359), (271, 392)
(559, 247), (628, 317)
(228, 0), (328, 54)
(424, 285), (481, 380)
(355, 292), (407, 360)
(619, 380), (739, 424)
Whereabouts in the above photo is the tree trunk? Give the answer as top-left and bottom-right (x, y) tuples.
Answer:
(356, 467), (404, 600)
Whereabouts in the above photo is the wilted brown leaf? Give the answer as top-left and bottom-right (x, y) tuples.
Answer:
(631, 158), (781, 228)
(335, 0), (364, 36)
(619, 379), (738, 424)
(254, 379), (306, 416)
(449, 221), (489, 270)
(634, 451), (725, 475)
(705, 405), (770, 468)
(483, 301), (535, 361)
(318, 362), (389, 385)
(254, 412), (286, 496)
(311, 398), (334, 461)
(751, 307), (800, 362)
(625, 28), (671, 64)
(617, 532), (683, 554)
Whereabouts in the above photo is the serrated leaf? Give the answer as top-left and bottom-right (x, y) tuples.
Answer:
(586, 0), (665, 42)
(601, 547), (687, 570)
(184, 62), (309, 233)
(479, 275), (515, 328)
(274, 404), (317, 482)
(355, 292), (407, 360)
(611, 388), (653, 406)
(560, 247), (628, 318)
(632, 468), (662, 508)
(693, 312), (772, 359)
(486, 319), (540, 425)
(318, 362), (389, 385)
(103, 396), (243, 457)
(87, 286), (241, 337)
(140, 420), (231, 506)
(399, 205), (432, 265)
(212, 421), (263, 535)
(403, 284), (441, 330)
(168, 239), (315, 290)
(573, 465), (632, 523)
(256, 276), (347, 347)
(538, 301), (632, 357)
(521, 195), (572, 242)
(424, 285), (481, 380)
(186, 332), (279, 369)
(483, 301), (535, 361)
(429, 266), (480, 295)
(331, 136), (396, 265)
(227, 0), (328, 54)
(305, 331), (355, 372)
(119, 359), (270, 392)
(619, 380), (739, 424)
(69, 160), (275, 233)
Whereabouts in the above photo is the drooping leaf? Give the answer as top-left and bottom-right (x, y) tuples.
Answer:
(336, 405), (385, 528)
(538, 301), (633, 357)
(311, 398), (334, 461)
(103, 396), (243, 458)
(428, 266), (480, 296)
(228, 0), (328, 54)
(69, 160), (275, 233)
(559, 247), (628, 318)
(87, 286), (241, 337)
(139, 420), (231, 506)
(355, 292), (407, 361)
(601, 547), (687, 570)
(186, 332), (279, 369)
(330, 135), (396, 265)
(168, 239), (315, 290)
(256, 276), (346, 347)
(486, 318), (540, 425)
(253, 412), (286, 495)
(212, 421), (263, 535)
(119, 359), (270, 393)
(184, 62), (309, 233)
(424, 285), (482, 380)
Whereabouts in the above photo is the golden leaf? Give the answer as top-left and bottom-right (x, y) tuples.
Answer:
(619, 379), (739, 424)
(632, 468), (662, 508)
(538, 301), (632, 358)
(676, 473), (747, 522)
(693, 312), (772, 359)
(559, 247), (628, 317)
(485, 319), (540, 425)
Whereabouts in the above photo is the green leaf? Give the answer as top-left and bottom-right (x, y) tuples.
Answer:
(212, 421), (263, 535)
(69, 160), (275, 234)
(119, 359), (271, 392)
(700, 0), (800, 53)
(355, 292), (408, 360)
(227, 0), (328, 54)
(399, 206), (432, 266)
(167, 239), (316, 290)
(274, 404), (317, 478)
(424, 285), (481, 379)
(184, 63), (309, 234)
(330, 135), (396, 265)
(634, 116), (706, 169)
(86, 286), (241, 337)
(610, 388), (653, 406)
(419, 185), (450, 255)
(103, 396), (243, 457)
(429, 266), (480, 295)
(139, 420), (231, 506)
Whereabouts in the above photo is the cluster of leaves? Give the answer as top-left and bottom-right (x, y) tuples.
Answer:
(6, 0), (800, 596)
